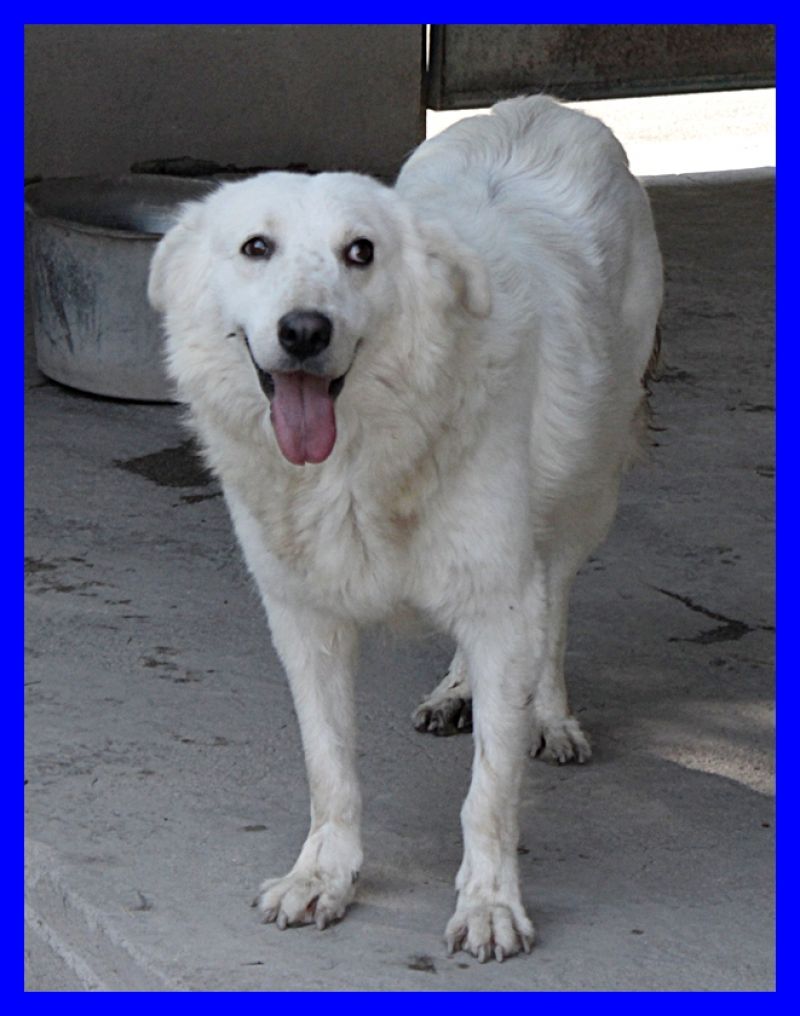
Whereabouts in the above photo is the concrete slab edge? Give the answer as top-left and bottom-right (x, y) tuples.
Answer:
(25, 905), (109, 991)
(25, 838), (179, 992)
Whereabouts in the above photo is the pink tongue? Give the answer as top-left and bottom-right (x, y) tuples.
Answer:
(269, 372), (337, 465)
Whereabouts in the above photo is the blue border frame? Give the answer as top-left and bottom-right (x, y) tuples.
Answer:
(19, 7), (782, 1002)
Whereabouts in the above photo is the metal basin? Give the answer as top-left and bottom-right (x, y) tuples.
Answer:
(25, 175), (214, 401)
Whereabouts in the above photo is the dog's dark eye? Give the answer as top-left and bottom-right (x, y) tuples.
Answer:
(344, 238), (374, 268)
(241, 235), (275, 259)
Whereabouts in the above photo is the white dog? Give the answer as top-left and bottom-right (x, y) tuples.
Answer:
(148, 95), (663, 962)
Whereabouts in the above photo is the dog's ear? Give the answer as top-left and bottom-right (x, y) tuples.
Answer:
(418, 218), (492, 319)
(148, 201), (209, 315)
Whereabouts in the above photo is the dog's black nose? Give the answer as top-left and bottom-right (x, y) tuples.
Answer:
(277, 310), (333, 361)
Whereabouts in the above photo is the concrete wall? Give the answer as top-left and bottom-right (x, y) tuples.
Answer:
(25, 24), (424, 181)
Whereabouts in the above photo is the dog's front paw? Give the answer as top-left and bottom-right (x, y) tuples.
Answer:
(445, 899), (535, 962)
(255, 868), (357, 931)
(531, 714), (591, 764)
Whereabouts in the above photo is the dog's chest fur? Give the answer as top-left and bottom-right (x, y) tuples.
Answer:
(208, 413), (452, 619)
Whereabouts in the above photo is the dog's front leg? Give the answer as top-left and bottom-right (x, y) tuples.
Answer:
(255, 596), (362, 930)
(446, 609), (536, 962)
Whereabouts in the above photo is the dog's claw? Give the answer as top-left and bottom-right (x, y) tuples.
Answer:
(446, 928), (465, 957)
(531, 716), (591, 765)
(445, 901), (535, 962)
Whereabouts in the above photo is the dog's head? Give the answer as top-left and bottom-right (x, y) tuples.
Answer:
(149, 171), (491, 466)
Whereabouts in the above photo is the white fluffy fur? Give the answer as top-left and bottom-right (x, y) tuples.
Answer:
(149, 95), (663, 962)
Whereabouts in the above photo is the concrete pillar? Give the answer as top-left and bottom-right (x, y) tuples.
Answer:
(25, 24), (425, 180)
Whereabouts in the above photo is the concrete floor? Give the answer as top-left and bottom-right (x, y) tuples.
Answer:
(24, 169), (775, 991)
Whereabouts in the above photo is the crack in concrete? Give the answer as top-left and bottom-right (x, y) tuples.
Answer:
(654, 586), (773, 644)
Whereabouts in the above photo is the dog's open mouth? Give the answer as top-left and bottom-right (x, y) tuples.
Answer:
(244, 338), (348, 466)
(266, 370), (347, 466)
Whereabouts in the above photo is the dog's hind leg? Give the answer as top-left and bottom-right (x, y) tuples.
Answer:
(412, 648), (473, 735)
(527, 478), (623, 764)
(527, 569), (591, 764)
(254, 596), (363, 931)
(412, 613), (589, 762)
(412, 629), (590, 761)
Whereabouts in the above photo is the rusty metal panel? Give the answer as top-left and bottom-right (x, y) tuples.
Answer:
(427, 25), (775, 109)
